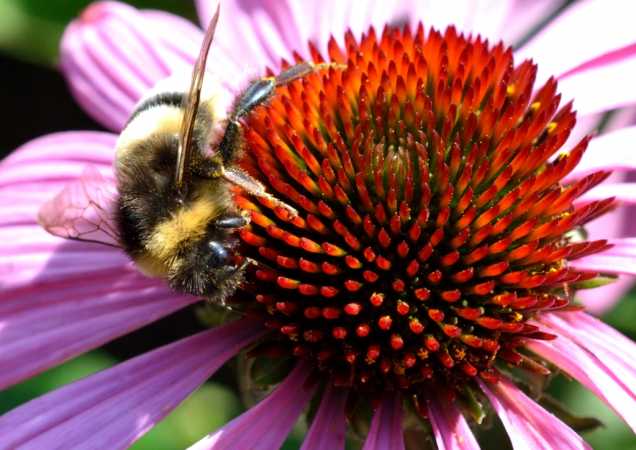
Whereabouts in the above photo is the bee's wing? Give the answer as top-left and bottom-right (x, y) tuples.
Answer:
(175, 1), (221, 192)
(38, 166), (120, 247)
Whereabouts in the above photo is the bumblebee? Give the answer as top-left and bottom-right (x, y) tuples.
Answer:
(41, 3), (331, 304)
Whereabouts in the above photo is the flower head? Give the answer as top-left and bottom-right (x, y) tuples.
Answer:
(1, 1), (636, 449)
(235, 23), (614, 395)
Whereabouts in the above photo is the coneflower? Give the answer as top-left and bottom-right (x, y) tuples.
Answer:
(236, 24), (612, 395)
(0, 1), (635, 449)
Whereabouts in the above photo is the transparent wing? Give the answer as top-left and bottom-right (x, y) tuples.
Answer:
(175, 1), (221, 192)
(38, 166), (120, 247)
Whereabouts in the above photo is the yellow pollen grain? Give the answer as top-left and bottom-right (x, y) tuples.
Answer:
(530, 101), (541, 111)
(547, 121), (558, 133)
(453, 348), (466, 360)
(506, 84), (516, 96)
(511, 312), (523, 322)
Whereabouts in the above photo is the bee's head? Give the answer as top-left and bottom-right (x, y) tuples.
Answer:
(168, 217), (246, 301)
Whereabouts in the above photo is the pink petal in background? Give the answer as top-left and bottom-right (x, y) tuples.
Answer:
(566, 125), (636, 181)
(60, 1), (201, 130)
(528, 313), (636, 432)
(479, 377), (591, 450)
(516, 0), (636, 85)
(571, 238), (636, 275)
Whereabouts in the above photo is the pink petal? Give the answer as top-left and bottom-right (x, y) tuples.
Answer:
(479, 377), (591, 450)
(0, 131), (115, 167)
(528, 312), (636, 432)
(571, 238), (636, 275)
(0, 132), (117, 289)
(190, 361), (316, 450)
(60, 1), (203, 131)
(0, 319), (264, 449)
(0, 257), (198, 390)
(0, 132), (116, 201)
(300, 384), (347, 450)
(557, 53), (636, 116)
(576, 183), (636, 205)
(577, 267), (635, 314)
(561, 42), (636, 79)
(196, 0), (515, 76)
(410, 0), (515, 42)
(516, 0), (636, 85)
(0, 131), (201, 389)
(427, 390), (479, 450)
(499, 0), (560, 45)
(576, 111), (636, 312)
(362, 393), (404, 450)
(567, 126), (636, 180)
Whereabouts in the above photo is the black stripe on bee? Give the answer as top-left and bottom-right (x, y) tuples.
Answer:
(127, 92), (185, 123)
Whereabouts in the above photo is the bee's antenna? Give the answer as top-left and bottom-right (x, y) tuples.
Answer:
(175, 0), (221, 195)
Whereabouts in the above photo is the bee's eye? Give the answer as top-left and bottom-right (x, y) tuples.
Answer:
(206, 240), (230, 267)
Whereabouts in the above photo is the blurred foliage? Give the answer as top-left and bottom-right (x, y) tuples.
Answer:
(0, 0), (196, 65)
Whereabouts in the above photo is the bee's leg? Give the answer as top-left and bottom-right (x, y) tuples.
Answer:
(191, 152), (225, 179)
(222, 167), (298, 218)
(218, 62), (342, 163)
(215, 213), (250, 229)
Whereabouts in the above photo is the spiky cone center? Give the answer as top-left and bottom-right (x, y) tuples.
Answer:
(234, 24), (613, 394)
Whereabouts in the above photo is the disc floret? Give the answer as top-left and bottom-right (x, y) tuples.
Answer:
(235, 24), (613, 395)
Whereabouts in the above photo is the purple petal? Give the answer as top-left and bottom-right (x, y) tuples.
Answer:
(570, 238), (636, 275)
(60, 1), (203, 131)
(362, 393), (404, 450)
(567, 126), (636, 180)
(189, 360), (316, 450)
(0, 258), (199, 390)
(0, 131), (200, 389)
(479, 377), (591, 450)
(427, 390), (479, 450)
(528, 312), (636, 432)
(516, 1), (636, 85)
(300, 384), (347, 450)
(0, 319), (264, 449)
